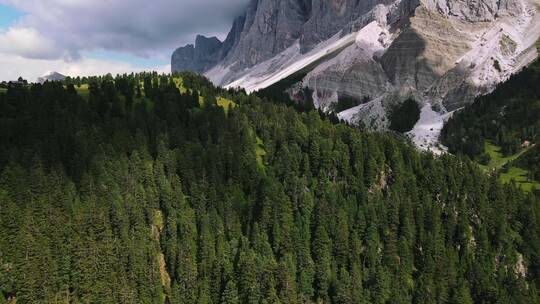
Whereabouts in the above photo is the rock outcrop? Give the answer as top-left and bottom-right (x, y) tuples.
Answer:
(172, 35), (224, 73)
(172, 0), (540, 148)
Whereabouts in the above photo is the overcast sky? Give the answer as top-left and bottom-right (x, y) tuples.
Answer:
(0, 0), (249, 81)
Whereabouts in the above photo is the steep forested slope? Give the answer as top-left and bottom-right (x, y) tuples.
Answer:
(0, 74), (539, 304)
(441, 60), (540, 186)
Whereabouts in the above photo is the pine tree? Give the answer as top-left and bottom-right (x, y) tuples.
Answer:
(221, 279), (240, 304)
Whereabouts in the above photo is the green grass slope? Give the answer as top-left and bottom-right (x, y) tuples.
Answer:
(442, 60), (540, 191)
(481, 142), (539, 191)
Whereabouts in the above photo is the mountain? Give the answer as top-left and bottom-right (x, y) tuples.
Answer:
(172, 35), (225, 73)
(37, 71), (66, 84)
(173, 0), (540, 150)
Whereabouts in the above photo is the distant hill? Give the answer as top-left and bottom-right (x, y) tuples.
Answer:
(37, 71), (66, 84)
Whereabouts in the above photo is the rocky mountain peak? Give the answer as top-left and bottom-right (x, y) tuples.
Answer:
(37, 71), (66, 84)
(172, 35), (224, 73)
(172, 0), (539, 151)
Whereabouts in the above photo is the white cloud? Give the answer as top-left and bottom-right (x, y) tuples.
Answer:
(0, 0), (249, 59)
(0, 26), (62, 59)
(0, 53), (170, 82)
(0, 0), (248, 81)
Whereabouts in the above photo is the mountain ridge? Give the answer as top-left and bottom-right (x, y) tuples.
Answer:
(172, 0), (540, 151)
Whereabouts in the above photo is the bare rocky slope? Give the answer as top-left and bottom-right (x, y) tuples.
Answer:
(172, 0), (540, 151)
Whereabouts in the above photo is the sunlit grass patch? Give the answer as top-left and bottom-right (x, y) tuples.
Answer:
(75, 84), (89, 99)
(482, 141), (539, 191)
(483, 141), (526, 169)
(172, 77), (187, 93)
(217, 97), (236, 113)
(500, 167), (539, 192)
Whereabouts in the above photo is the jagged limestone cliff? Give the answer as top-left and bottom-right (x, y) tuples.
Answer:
(172, 0), (540, 151)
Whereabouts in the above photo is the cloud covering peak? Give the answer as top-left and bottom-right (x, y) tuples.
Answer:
(0, 0), (249, 60)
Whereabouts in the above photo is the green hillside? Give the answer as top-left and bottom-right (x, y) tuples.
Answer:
(0, 73), (539, 303)
(442, 60), (540, 191)
(481, 142), (539, 191)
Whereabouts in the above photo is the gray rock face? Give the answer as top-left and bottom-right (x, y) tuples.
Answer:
(173, 0), (539, 121)
(300, 0), (395, 51)
(423, 0), (523, 21)
(172, 45), (197, 72)
(220, 0), (312, 69)
(173, 0), (399, 74)
(220, 15), (246, 60)
(219, 0), (418, 71)
(173, 0), (530, 76)
(171, 0), (538, 153)
(380, 6), (471, 92)
(172, 35), (223, 73)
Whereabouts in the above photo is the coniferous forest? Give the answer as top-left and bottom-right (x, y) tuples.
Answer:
(441, 60), (540, 181)
(0, 72), (540, 304)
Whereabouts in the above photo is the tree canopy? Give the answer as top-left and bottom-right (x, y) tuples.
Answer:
(0, 72), (539, 303)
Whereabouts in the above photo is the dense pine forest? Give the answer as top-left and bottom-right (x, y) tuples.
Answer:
(0, 72), (540, 304)
(441, 60), (540, 184)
